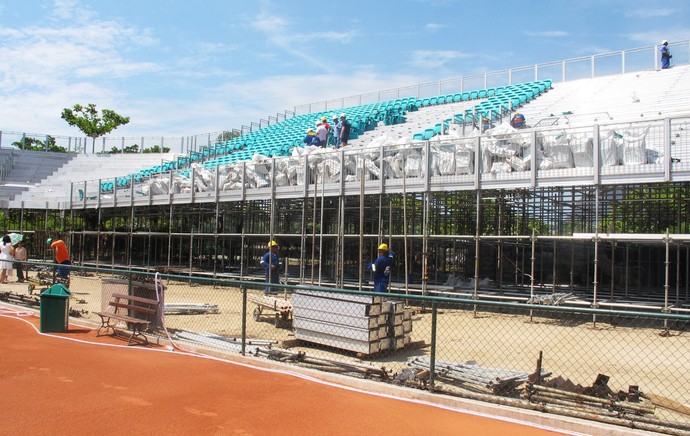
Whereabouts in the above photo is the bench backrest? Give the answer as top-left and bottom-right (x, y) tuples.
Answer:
(109, 293), (161, 321)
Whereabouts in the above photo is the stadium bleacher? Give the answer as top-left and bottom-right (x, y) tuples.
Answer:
(5, 63), (690, 205)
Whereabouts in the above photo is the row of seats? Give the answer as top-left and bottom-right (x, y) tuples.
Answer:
(99, 81), (552, 193)
(412, 80), (553, 140)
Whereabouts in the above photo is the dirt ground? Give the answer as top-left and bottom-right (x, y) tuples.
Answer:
(9, 273), (690, 424)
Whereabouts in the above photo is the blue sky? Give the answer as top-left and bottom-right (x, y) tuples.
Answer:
(0, 0), (688, 139)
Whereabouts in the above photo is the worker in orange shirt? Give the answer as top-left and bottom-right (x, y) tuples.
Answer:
(47, 237), (71, 283)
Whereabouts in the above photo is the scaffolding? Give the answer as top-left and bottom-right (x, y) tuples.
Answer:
(3, 116), (690, 314)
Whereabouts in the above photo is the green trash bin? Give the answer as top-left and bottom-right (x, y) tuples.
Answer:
(40, 284), (71, 333)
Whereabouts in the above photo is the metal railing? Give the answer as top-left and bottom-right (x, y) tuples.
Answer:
(66, 113), (690, 206)
(294, 40), (690, 115)
(10, 261), (690, 435)
(1, 41), (687, 157)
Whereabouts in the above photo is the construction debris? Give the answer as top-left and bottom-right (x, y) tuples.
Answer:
(0, 291), (40, 307)
(164, 303), (220, 315)
(526, 292), (575, 305)
(407, 356), (548, 395)
(251, 346), (390, 380)
(247, 294), (292, 328)
(173, 330), (265, 354)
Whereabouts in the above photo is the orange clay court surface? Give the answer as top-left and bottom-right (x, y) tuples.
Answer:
(0, 308), (568, 436)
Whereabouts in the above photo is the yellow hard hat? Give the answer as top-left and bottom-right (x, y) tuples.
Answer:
(268, 240), (278, 247)
(378, 243), (388, 251)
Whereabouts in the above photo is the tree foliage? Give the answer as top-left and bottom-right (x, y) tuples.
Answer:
(61, 103), (130, 140)
(100, 144), (170, 154)
(216, 130), (241, 142)
(12, 136), (67, 153)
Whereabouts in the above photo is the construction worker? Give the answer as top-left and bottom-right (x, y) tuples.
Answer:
(660, 40), (672, 69)
(372, 243), (393, 293)
(260, 240), (281, 295)
(47, 237), (71, 284)
(511, 112), (526, 129)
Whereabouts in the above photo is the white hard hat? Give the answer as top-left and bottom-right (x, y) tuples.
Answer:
(662, 39), (668, 45)
(340, 113), (346, 118)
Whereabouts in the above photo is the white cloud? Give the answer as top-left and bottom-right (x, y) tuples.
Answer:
(248, 5), (354, 74)
(408, 50), (470, 69)
(425, 23), (447, 31)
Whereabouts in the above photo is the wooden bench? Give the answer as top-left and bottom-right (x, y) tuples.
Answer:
(96, 293), (161, 345)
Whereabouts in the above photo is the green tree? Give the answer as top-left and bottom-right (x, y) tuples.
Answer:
(61, 103), (130, 153)
(142, 145), (171, 153)
(12, 136), (68, 153)
(216, 130), (241, 142)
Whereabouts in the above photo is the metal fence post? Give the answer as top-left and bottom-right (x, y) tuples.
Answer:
(241, 284), (247, 356)
(429, 300), (438, 390)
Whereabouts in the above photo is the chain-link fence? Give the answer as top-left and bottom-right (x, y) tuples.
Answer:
(5, 262), (690, 435)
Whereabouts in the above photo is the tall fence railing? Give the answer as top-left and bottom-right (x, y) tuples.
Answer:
(1, 41), (687, 156)
(9, 261), (690, 435)
(66, 113), (690, 205)
(294, 40), (690, 115)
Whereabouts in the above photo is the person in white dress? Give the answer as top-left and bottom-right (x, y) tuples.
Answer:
(0, 235), (15, 284)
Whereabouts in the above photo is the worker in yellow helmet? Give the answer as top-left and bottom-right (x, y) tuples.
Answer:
(372, 243), (393, 293)
(260, 240), (281, 295)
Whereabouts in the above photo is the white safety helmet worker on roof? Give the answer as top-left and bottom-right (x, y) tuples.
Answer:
(662, 40), (668, 45)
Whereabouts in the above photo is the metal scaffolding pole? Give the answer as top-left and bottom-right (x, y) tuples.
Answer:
(358, 161), (364, 291)
(311, 171), (318, 286)
(300, 197), (307, 284)
(269, 158), (277, 286)
(402, 158), (409, 296)
(318, 162), (325, 286)
(529, 228), (536, 323)
(592, 184), (601, 327)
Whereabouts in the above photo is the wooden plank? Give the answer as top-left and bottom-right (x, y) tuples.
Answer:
(294, 328), (381, 354)
(293, 293), (381, 317)
(294, 307), (379, 329)
(380, 336), (405, 350)
(382, 300), (405, 314)
(645, 392), (690, 416)
(403, 319), (412, 333)
(295, 290), (383, 305)
(389, 324), (404, 337)
(385, 313), (404, 325)
(109, 301), (157, 315)
(112, 293), (160, 306)
(293, 318), (380, 342)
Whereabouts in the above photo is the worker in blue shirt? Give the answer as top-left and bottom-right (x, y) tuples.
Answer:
(260, 240), (281, 295)
(660, 40), (672, 69)
(511, 112), (526, 129)
(372, 243), (393, 293)
(303, 128), (317, 146)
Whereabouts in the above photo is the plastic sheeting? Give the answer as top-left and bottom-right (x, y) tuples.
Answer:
(132, 123), (656, 196)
